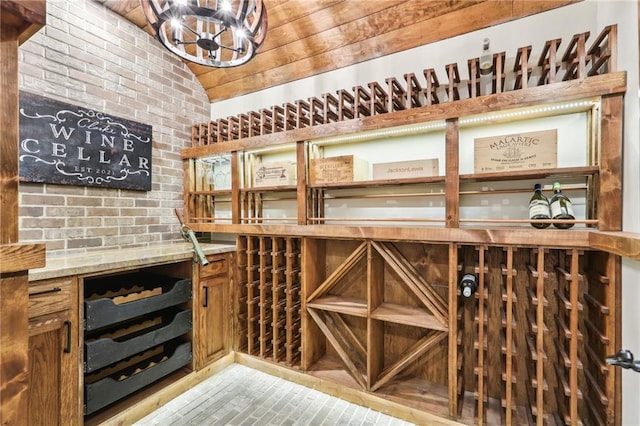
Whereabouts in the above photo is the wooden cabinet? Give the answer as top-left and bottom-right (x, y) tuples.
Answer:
(28, 276), (79, 426)
(193, 253), (231, 369)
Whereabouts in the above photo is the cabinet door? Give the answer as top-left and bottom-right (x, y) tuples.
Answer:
(28, 278), (79, 426)
(194, 256), (230, 369)
(29, 311), (78, 425)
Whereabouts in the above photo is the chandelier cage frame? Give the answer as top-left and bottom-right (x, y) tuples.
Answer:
(141, 0), (267, 68)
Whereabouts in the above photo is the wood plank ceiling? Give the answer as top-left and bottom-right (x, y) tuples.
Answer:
(94, 0), (577, 103)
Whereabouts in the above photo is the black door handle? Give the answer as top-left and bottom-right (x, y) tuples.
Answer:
(64, 321), (72, 354)
(29, 287), (61, 297)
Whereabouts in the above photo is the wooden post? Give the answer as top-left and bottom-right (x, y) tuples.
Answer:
(231, 152), (241, 224)
(445, 119), (459, 228)
(296, 141), (307, 225)
(598, 94), (623, 231)
(0, 24), (28, 426)
(0, 4), (46, 424)
(448, 243), (458, 417)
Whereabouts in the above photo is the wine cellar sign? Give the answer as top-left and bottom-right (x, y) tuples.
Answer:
(18, 91), (152, 191)
(474, 129), (557, 173)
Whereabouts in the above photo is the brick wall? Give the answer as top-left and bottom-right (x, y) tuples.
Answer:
(17, 0), (209, 253)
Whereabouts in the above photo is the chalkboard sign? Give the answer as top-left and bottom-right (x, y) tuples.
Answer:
(19, 91), (152, 191)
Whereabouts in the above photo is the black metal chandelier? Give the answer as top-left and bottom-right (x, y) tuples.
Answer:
(140, 0), (267, 68)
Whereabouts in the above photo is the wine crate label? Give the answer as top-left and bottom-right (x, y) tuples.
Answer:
(253, 161), (296, 187)
(474, 129), (557, 173)
(372, 158), (439, 180)
(309, 155), (370, 184)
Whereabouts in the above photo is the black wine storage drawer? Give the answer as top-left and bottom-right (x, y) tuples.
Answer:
(84, 341), (192, 416)
(84, 309), (192, 373)
(84, 274), (192, 332)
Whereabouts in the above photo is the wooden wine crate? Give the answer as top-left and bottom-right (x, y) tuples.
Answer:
(253, 161), (296, 187)
(372, 158), (439, 180)
(474, 129), (557, 173)
(309, 155), (370, 184)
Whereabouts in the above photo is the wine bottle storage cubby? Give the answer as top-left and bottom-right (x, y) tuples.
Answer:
(304, 239), (452, 419)
(83, 268), (193, 418)
(235, 235), (302, 367)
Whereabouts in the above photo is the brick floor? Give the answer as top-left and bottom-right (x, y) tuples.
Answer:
(134, 364), (416, 426)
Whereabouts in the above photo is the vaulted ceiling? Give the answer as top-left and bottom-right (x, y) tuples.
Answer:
(94, 0), (577, 103)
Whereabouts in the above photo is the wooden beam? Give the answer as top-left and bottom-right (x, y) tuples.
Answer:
(0, 26), (19, 245)
(589, 232), (640, 260)
(188, 223), (593, 249)
(0, 0), (46, 45)
(0, 244), (46, 273)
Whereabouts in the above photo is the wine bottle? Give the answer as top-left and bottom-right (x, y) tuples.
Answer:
(549, 181), (575, 229)
(479, 38), (493, 96)
(460, 274), (478, 298)
(528, 183), (551, 228)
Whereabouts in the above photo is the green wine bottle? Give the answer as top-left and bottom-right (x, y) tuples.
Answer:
(549, 181), (575, 229)
(529, 183), (551, 228)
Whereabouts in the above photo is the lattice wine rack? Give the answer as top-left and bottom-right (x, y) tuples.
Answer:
(454, 245), (617, 425)
(235, 235), (302, 367)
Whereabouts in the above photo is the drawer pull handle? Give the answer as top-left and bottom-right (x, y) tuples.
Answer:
(203, 286), (209, 308)
(64, 321), (71, 354)
(29, 287), (62, 297)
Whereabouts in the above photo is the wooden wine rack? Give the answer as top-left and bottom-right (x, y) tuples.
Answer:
(235, 238), (621, 424)
(449, 245), (617, 425)
(235, 235), (302, 367)
(190, 26), (616, 146)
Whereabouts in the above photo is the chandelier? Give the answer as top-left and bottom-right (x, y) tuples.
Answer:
(140, 0), (267, 68)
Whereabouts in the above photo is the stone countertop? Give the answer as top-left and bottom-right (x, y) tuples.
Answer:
(29, 242), (236, 282)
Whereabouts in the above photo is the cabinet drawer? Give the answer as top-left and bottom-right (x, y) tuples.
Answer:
(84, 308), (192, 373)
(28, 278), (73, 319)
(84, 341), (192, 415)
(84, 274), (191, 332)
(200, 256), (228, 278)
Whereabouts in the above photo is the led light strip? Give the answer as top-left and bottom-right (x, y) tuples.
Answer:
(459, 100), (596, 125)
(312, 121), (447, 146)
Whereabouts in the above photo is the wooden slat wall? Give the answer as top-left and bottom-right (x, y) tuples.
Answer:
(96, 0), (579, 102)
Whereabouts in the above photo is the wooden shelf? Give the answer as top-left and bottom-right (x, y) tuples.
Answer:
(371, 303), (448, 331)
(459, 165), (599, 183)
(241, 185), (297, 193)
(307, 295), (367, 318)
(189, 190), (232, 196)
(308, 175), (445, 190)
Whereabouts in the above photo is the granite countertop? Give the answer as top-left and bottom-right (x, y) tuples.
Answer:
(29, 242), (236, 281)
